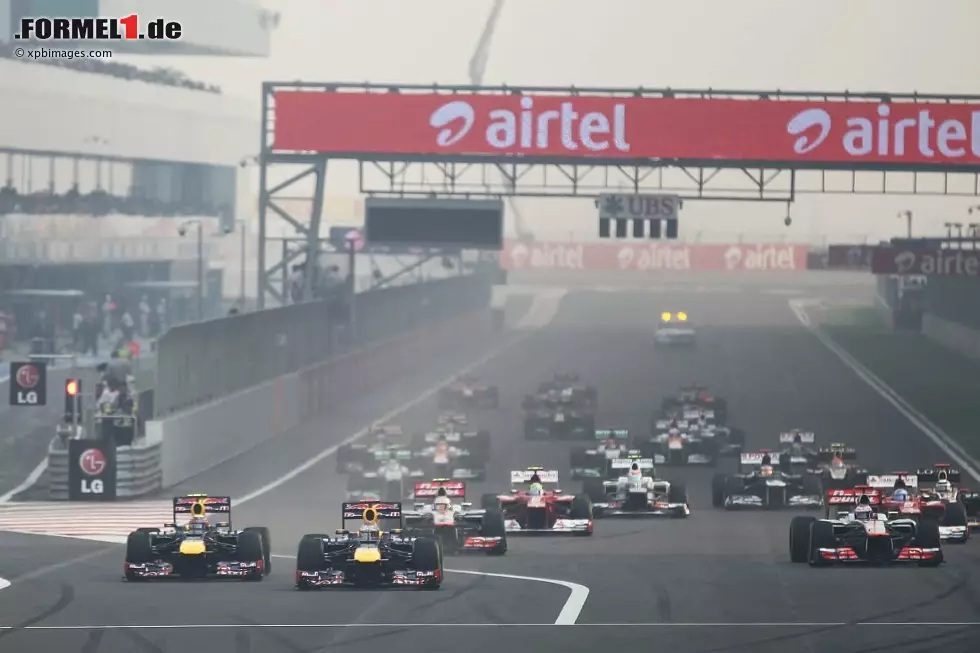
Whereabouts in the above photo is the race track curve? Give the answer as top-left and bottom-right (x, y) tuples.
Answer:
(2, 281), (980, 653)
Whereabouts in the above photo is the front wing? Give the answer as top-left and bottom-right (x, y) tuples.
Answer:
(125, 558), (263, 580)
(297, 568), (440, 588)
(594, 500), (690, 518)
(813, 544), (942, 565)
(504, 518), (593, 535)
(654, 451), (714, 465)
(938, 524), (971, 542)
(725, 492), (822, 509)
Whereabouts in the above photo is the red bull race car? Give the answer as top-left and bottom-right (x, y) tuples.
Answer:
(480, 468), (593, 535)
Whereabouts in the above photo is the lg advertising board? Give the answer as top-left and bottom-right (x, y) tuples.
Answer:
(7, 361), (47, 406)
(68, 439), (117, 501)
(272, 89), (980, 166)
(871, 247), (980, 276)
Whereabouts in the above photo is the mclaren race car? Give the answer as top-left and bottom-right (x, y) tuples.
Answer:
(408, 427), (488, 479)
(806, 443), (868, 489)
(638, 418), (715, 465)
(654, 311), (697, 347)
(791, 491), (943, 566)
(402, 480), (507, 554)
(124, 494), (270, 581)
(569, 429), (632, 479)
(712, 452), (823, 509)
(438, 375), (500, 409)
(661, 385), (728, 424)
(481, 468), (593, 535)
(870, 468), (971, 543)
(295, 502), (443, 589)
(583, 456), (689, 518)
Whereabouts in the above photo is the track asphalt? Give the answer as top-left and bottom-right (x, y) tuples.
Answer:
(2, 278), (979, 653)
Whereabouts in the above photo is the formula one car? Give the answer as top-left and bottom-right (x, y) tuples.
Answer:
(402, 480), (507, 554)
(805, 443), (867, 489)
(534, 373), (598, 410)
(438, 375), (500, 409)
(124, 494), (270, 581)
(522, 395), (595, 440)
(661, 385), (728, 424)
(345, 449), (426, 501)
(481, 468), (593, 535)
(638, 418), (716, 465)
(916, 464), (980, 531)
(773, 430), (820, 466)
(296, 501), (443, 589)
(336, 424), (408, 474)
(712, 452), (823, 509)
(569, 429), (632, 479)
(654, 311), (697, 347)
(583, 455), (690, 518)
(871, 468), (971, 543)
(409, 428), (488, 480)
(790, 491), (943, 566)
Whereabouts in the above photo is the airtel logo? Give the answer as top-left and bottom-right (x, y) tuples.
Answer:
(429, 97), (631, 153)
(787, 108), (832, 154)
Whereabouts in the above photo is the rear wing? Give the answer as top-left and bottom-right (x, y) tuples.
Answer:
(611, 458), (654, 470)
(817, 446), (857, 462)
(595, 429), (629, 440)
(866, 474), (918, 489)
(437, 412), (467, 424)
(654, 419), (689, 431)
(373, 448), (413, 461)
(423, 431), (462, 443)
(779, 431), (815, 444)
(511, 469), (559, 484)
(682, 408), (714, 420)
(740, 452), (771, 466)
(414, 480), (465, 499)
(916, 466), (962, 485)
(827, 487), (882, 506)
(341, 501), (403, 525)
(173, 495), (231, 523)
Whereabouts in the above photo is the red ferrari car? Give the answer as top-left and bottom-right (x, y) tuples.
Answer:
(869, 470), (970, 543)
(480, 467), (593, 535)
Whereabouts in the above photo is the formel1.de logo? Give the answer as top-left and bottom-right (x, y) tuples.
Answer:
(15, 15), (182, 42)
(79, 448), (107, 476)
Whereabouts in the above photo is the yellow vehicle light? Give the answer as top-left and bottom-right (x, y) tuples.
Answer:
(660, 312), (672, 321)
(677, 312), (688, 321)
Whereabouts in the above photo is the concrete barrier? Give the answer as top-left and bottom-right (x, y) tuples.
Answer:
(146, 309), (493, 488)
(922, 313), (980, 360)
(47, 436), (163, 500)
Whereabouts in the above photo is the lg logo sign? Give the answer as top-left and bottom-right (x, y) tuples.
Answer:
(79, 448), (106, 494)
(8, 362), (47, 406)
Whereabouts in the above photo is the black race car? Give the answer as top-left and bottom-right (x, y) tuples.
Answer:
(637, 418), (716, 465)
(569, 429), (632, 479)
(409, 428), (489, 479)
(124, 494), (270, 581)
(535, 373), (598, 410)
(438, 375), (500, 409)
(345, 449), (425, 501)
(336, 424), (408, 474)
(806, 443), (868, 490)
(790, 492), (943, 567)
(661, 385), (728, 424)
(712, 452), (823, 510)
(402, 480), (507, 555)
(522, 394), (595, 439)
(296, 502), (443, 589)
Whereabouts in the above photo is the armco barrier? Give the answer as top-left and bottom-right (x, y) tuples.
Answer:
(46, 436), (162, 500)
(153, 273), (492, 417)
(146, 308), (492, 488)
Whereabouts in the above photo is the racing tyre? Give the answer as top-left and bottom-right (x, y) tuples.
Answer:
(808, 520), (836, 567)
(727, 429), (746, 452)
(667, 482), (688, 518)
(801, 475), (823, 508)
(336, 444), (353, 473)
(711, 474), (727, 508)
(913, 520), (944, 567)
(244, 526), (272, 574)
(296, 534), (326, 589)
(412, 537), (443, 589)
(570, 494), (593, 536)
(944, 501), (969, 541)
(124, 530), (153, 581)
(472, 430), (491, 459)
(583, 478), (606, 504)
(481, 493), (501, 510)
(724, 476), (744, 510)
(485, 387), (500, 409)
(237, 530), (265, 581)
(481, 509), (508, 555)
(789, 516), (816, 563)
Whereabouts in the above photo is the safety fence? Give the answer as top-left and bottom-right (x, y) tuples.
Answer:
(152, 273), (492, 418)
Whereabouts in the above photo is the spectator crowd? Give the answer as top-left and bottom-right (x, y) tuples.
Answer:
(0, 42), (221, 94)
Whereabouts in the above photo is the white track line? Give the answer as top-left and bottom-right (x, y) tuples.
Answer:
(789, 298), (980, 482)
(0, 622), (976, 630)
(267, 553), (588, 626)
(0, 459), (48, 504)
(234, 292), (564, 507)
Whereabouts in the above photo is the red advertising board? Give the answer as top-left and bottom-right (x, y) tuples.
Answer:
(500, 241), (809, 272)
(274, 91), (980, 166)
(871, 247), (980, 276)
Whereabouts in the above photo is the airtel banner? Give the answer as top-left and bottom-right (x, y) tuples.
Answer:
(500, 241), (808, 272)
(871, 247), (980, 276)
(273, 90), (980, 166)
